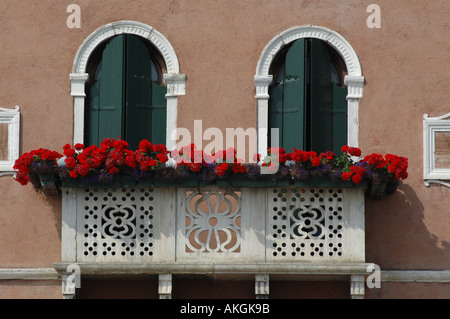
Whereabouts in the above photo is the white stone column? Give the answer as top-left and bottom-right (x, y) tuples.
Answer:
(70, 73), (89, 145)
(255, 75), (273, 159)
(350, 275), (365, 299)
(159, 274), (173, 299)
(255, 274), (270, 299)
(344, 75), (364, 148)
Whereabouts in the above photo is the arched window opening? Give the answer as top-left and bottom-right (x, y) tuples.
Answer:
(84, 34), (167, 150)
(268, 38), (348, 155)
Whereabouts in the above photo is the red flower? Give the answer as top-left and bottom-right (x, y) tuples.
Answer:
(341, 145), (361, 157)
(232, 163), (246, 174)
(319, 151), (336, 161)
(65, 157), (77, 169)
(215, 163), (229, 176)
(189, 163), (202, 173)
(69, 170), (78, 178)
(14, 171), (29, 185)
(76, 164), (90, 177)
(341, 172), (352, 181)
(108, 166), (119, 175)
(153, 144), (168, 154)
(311, 157), (322, 167)
(74, 143), (85, 151)
(352, 174), (362, 184)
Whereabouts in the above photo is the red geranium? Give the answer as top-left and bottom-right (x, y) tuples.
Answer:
(13, 148), (63, 186)
(215, 163), (229, 176)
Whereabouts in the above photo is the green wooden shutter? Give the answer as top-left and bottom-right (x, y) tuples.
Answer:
(268, 78), (284, 149)
(150, 82), (167, 145)
(125, 34), (167, 149)
(86, 35), (125, 146)
(309, 38), (333, 154)
(283, 39), (307, 151)
(125, 35), (154, 150)
(97, 35), (125, 143)
(85, 72), (100, 146)
(269, 39), (307, 152)
(332, 84), (347, 154)
(309, 39), (348, 154)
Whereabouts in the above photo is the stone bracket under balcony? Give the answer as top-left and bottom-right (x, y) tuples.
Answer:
(56, 184), (369, 298)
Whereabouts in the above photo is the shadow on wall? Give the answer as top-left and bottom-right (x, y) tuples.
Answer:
(365, 181), (450, 270)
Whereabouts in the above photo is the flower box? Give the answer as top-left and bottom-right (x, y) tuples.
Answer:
(62, 174), (137, 188)
(39, 174), (61, 196)
(231, 174), (277, 187)
(153, 174), (199, 187)
(367, 182), (387, 200)
(14, 138), (407, 201)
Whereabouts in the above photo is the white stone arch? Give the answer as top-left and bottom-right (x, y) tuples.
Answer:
(70, 20), (186, 150)
(254, 25), (364, 157)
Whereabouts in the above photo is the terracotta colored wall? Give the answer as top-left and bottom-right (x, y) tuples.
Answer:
(0, 0), (448, 298)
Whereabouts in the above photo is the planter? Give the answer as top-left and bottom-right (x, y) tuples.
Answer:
(216, 176), (231, 186)
(368, 182), (387, 200)
(231, 174), (277, 187)
(275, 177), (291, 187)
(39, 174), (60, 196)
(153, 174), (199, 187)
(62, 175), (137, 189)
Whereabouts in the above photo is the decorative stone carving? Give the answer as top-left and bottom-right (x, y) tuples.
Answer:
(184, 190), (241, 254)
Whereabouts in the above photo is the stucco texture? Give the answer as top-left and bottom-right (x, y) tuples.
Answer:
(0, 0), (449, 298)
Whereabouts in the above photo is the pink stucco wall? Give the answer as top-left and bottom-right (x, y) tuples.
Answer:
(0, 0), (448, 298)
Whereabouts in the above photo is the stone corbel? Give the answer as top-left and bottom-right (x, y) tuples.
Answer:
(254, 75), (273, 99)
(70, 73), (89, 97)
(164, 74), (187, 97)
(255, 274), (270, 299)
(159, 274), (173, 299)
(350, 275), (365, 299)
(344, 75), (364, 100)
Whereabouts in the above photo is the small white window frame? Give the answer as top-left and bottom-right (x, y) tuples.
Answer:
(423, 112), (450, 188)
(0, 106), (20, 175)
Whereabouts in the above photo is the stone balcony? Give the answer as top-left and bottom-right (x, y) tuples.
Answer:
(54, 180), (371, 299)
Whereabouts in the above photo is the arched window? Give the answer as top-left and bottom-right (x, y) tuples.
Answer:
(268, 38), (347, 154)
(84, 34), (166, 150)
(254, 26), (364, 159)
(70, 21), (186, 150)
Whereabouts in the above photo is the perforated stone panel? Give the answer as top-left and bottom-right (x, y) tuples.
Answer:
(77, 187), (157, 262)
(63, 185), (364, 265)
(267, 187), (346, 261)
(177, 188), (245, 260)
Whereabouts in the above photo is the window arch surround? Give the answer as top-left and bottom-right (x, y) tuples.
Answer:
(70, 20), (186, 150)
(255, 25), (364, 157)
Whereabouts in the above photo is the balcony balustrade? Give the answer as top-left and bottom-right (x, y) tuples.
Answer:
(54, 180), (371, 299)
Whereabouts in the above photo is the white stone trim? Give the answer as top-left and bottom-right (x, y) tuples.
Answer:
(0, 105), (20, 174)
(381, 270), (450, 283)
(72, 21), (180, 75)
(254, 26), (364, 157)
(423, 112), (450, 187)
(0, 268), (59, 280)
(70, 21), (186, 148)
(158, 274), (173, 299)
(255, 274), (270, 299)
(2, 267), (449, 283)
